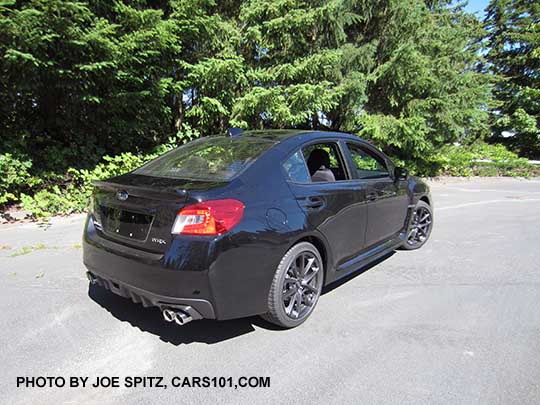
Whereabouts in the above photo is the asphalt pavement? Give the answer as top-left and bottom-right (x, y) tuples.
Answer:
(1, 177), (539, 404)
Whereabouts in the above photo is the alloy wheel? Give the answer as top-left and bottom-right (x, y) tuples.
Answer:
(281, 252), (322, 320)
(407, 206), (432, 247)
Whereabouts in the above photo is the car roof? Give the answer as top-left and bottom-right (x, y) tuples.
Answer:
(237, 129), (394, 169)
(239, 129), (362, 143)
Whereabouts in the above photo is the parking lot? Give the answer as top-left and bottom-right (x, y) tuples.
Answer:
(1, 177), (539, 404)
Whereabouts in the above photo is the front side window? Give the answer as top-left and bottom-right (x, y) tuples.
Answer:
(134, 137), (275, 182)
(346, 143), (389, 179)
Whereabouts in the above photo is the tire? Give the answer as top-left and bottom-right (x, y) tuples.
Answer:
(261, 242), (324, 328)
(401, 200), (433, 250)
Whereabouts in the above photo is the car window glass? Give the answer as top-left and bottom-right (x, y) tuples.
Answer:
(134, 137), (275, 182)
(302, 142), (348, 182)
(283, 150), (311, 183)
(347, 143), (389, 179)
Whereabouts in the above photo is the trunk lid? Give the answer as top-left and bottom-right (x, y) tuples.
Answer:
(91, 174), (224, 253)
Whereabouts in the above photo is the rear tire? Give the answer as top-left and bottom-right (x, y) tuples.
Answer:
(402, 200), (433, 250)
(261, 242), (324, 328)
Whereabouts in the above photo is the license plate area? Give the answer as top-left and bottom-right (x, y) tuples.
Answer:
(101, 206), (154, 241)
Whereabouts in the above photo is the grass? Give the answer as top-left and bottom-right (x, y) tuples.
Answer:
(8, 243), (81, 257)
(10, 243), (51, 257)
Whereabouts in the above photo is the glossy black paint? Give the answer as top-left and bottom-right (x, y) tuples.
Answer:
(83, 130), (432, 320)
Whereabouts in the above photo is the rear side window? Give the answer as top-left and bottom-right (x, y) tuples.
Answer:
(303, 142), (349, 181)
(134, 137), (275, 181)
(283, 150), (311, 183)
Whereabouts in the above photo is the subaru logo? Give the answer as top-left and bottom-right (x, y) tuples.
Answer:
(116, 190), (129, 201)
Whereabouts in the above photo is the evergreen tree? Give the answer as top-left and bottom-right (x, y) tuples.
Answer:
(0, 0), (236, 170)
(232, 0), (491, 168)
(484, 0), (540, 158)
(0, 0), (493, 174)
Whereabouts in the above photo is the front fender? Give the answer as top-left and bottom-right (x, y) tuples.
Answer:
(409, 176), (432, 206)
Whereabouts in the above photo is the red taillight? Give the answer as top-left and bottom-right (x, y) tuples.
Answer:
(171, 199), (245, 236)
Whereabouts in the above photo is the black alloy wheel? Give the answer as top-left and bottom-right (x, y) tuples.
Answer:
(262, 242), (324, 328)
(404, 200), (433, 250)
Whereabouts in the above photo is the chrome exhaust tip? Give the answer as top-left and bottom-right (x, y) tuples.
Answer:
(162, 308), (175, 322)
(174, 311), (193, 326)
(86, 272), (97, 285)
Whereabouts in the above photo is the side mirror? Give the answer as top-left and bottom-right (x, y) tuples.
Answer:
(394, 166), (409, 181)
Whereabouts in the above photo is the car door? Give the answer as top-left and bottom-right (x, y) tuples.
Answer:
(344, 142), (409, 247)
(283, 141), (368, 268)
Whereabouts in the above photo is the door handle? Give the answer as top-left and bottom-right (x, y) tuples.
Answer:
(304, 196), (325, 210)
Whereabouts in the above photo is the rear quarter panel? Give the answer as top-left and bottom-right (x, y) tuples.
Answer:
(202, 145), (314, 319)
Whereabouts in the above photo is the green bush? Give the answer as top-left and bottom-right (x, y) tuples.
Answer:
(19, 151), (159, 218)
(20, 187), (73, 218)
(16, 126), (198, 219)
(0, 153), (40, 205)
(434, 142), (538, 177)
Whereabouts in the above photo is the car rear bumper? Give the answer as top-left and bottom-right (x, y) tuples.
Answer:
(83, 215), (217, 319)
(85, 270), (215, 319)
(82, 214), (283, 321)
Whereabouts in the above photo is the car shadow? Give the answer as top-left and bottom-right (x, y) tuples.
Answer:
(322, 251), (395, 295)
(88, 284), (281, 346)
(88, 251), (395, 346)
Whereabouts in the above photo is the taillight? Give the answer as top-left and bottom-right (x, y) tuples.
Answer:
(171, 199), (245, 236)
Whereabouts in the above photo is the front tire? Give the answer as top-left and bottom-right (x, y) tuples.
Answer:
(402, 200), (433, 250)
(261, 242), (324, 328)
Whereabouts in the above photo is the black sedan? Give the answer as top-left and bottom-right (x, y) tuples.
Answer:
(83, 130), (433, 328)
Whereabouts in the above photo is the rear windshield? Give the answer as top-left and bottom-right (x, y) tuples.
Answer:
(134, 137), (275, 182)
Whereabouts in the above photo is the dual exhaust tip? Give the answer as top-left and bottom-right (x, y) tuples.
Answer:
(162, 308), (193, 326)
(87, 272), (194, 326)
